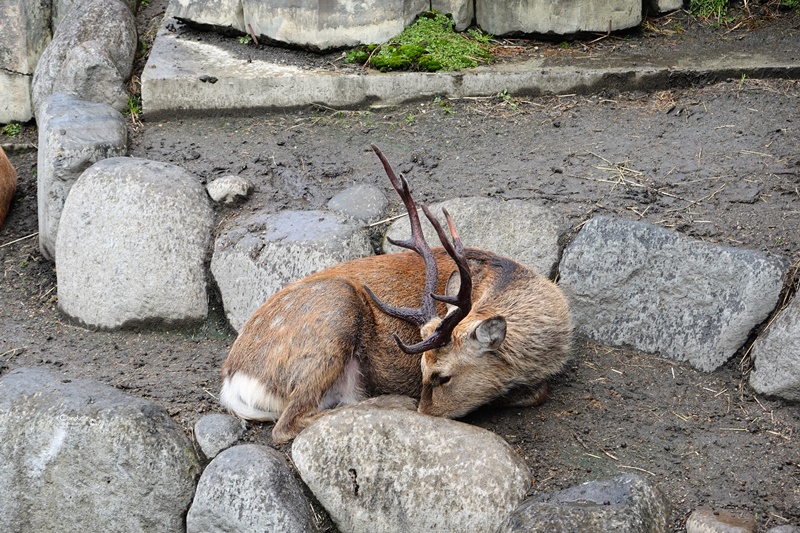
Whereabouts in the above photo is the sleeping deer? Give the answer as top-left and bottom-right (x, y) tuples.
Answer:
(220, 144), (572, 444)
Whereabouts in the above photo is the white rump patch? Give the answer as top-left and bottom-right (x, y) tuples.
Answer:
(219, 373), (285, 421)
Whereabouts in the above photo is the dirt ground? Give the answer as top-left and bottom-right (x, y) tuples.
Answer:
(1, 2), (799, 531)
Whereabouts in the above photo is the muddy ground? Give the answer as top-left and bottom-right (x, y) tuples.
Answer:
(2, 2), (800, 531)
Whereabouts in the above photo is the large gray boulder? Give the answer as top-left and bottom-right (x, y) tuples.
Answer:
(56, 157), (214, 330)
(37, 93), (128, 260)
(0, 367), (200, 533)
(0, 0), (51, 122)
(171, 0), (429, 50)
(57, 40), (131, 111)
(476, 0), (642, 36)
(187, 444), (314, 533)
(559, 216), (790, 372)
(53, 0), (139, 30)
(499, 473), (670, 533)
(327, 183), (388, 222)
(384, 196), (565, 277)
(32, 0), (137, 115)
(211, 209), (372, 332)
(750, 294), (800, 401)
(292, 399), (530, 533)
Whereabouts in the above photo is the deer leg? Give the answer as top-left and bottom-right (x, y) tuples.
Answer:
(270, 354), (368, 444)
(272, 398), (329, 445)
(273, 361), (380, 444)
(493, 381), (549, 408)
(270, 281), (368, 444)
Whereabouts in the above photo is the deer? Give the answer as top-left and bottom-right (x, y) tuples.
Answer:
(220, 144), (572, 444)
(0, 146), (17, 229)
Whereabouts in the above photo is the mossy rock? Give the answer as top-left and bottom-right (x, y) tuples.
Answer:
(344, 10), (492, 73)
(371, 43), (427, 71)
(417, 54), (442, 71)
(344, 44), (377, 65)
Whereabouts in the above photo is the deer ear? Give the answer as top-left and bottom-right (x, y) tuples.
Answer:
(474, 316), (506, 351)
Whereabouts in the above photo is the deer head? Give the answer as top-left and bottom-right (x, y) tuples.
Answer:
(367, 145), (509, 418)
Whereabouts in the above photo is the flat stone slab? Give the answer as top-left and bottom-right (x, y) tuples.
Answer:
(0, 71), (34, 123)
(559, 216), (790, 372)
(172, 0), (427, 50)
(141, 17), (800, 116)
(0, 0), (50, 122)
(646, 0), (684, 14)
(476, 0), (642, 36)
(433, 0), (474, 31)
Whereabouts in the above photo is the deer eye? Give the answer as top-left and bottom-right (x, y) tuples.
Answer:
(430, 372), (452, 387)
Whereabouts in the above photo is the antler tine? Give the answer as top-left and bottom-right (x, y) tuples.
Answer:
(394, 206), (473, 355)
(370, 144), (429, 251)
(423, 207), (471, 308)
(366, 144), (439, 328)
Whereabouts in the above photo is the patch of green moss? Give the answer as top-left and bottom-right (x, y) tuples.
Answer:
(371, 43), (427, 71)
(347, 11), (492, 72)
(417, 54), (443, 72)
(344, 44), (377, 65)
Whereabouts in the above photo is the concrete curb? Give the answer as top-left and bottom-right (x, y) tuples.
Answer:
(142, 18), (800, 117)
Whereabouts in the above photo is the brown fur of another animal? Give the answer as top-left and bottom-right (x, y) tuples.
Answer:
(0, 147), (17, 229)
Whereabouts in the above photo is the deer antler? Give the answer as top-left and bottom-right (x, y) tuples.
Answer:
(418, 205), (472, 350)
(365, 144), (472, 355)
(365, 144), (439, 329)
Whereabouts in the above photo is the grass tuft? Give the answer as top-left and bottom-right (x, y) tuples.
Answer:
(1, 123), (21, 137)
(689, 0), (730, 19)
